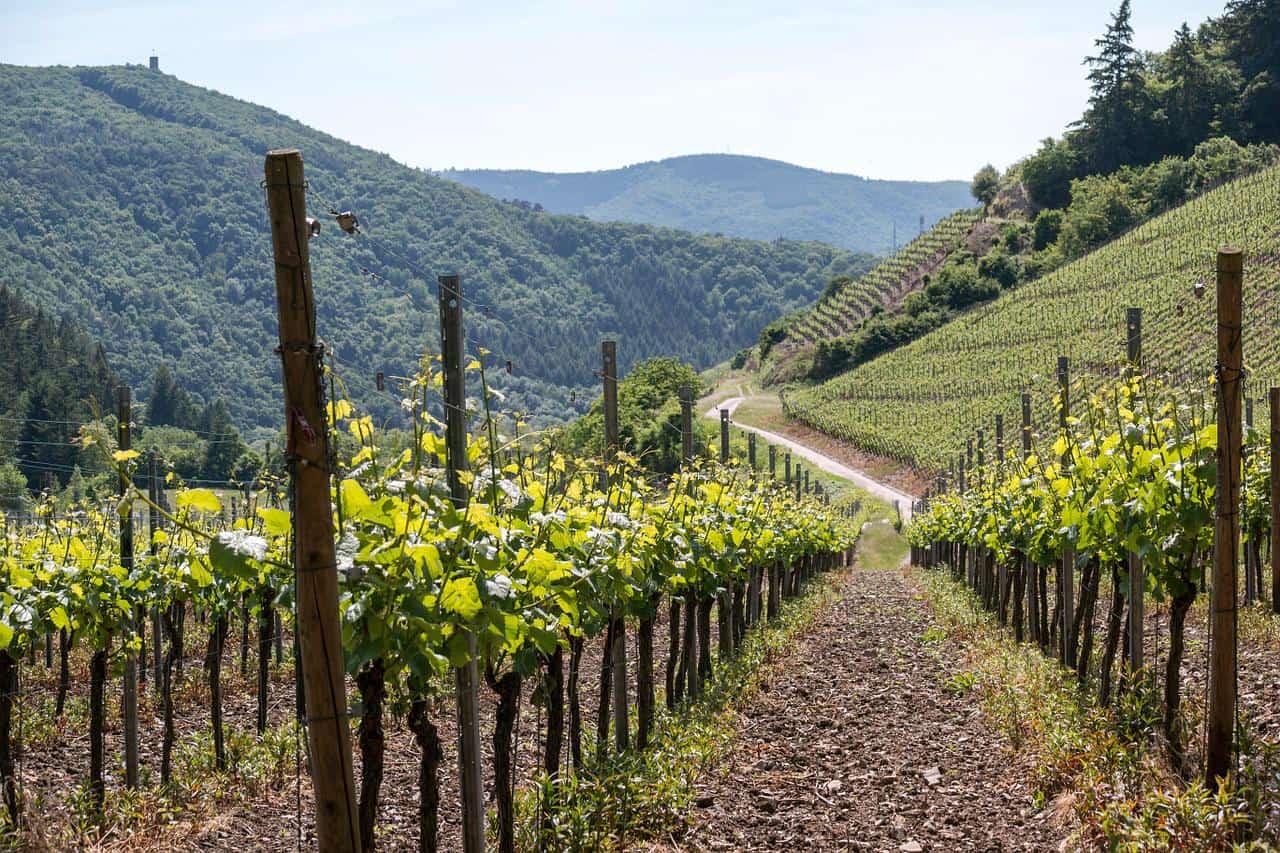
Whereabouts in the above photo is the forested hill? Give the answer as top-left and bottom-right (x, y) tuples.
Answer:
(443, 155), (973, 254)
(0, 65), (874, 434)
(0, 286), (116, 498)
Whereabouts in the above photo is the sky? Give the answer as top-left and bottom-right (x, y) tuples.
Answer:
(2, 0), (1228, 182)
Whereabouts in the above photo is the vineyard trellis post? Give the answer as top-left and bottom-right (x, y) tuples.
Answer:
(263, 148), (362, 853)
(1126, 307), (1144, 679)
(748, 432), (757, 469)
(118, 386), (139, 790)
(1271, 387), (1280, 615)
(677, 384), (699, 701)
(1022, 392), (1037, 646)
(1058, 356), (1076, 669)
(1245, 397), (1257, 604)
(602, 340), (629, 753)
(768, 444), (776, 478)
(1206, 247), (1243, 787)
(147, 452), (163, 689)
(720, 409), (730, 464)
(785, 452), (792, 485)
(437, 272), (486, 853)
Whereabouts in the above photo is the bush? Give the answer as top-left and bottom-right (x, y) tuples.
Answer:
(1031, 209), (1064, 251)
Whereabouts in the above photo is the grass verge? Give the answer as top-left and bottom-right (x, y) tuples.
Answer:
(918, 569), (1280, 851)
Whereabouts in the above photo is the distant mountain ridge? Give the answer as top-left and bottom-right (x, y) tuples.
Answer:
(443, 154), (974, 254)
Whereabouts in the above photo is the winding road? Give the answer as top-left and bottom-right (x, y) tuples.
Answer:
(706, 396), (917, 521)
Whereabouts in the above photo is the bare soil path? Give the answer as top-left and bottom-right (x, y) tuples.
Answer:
(679, 524), (1061, 852)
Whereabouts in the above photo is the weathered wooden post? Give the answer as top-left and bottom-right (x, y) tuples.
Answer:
(264, 149), (361, 853)
(1271, 387), (1280, 615)
(1207, 248), (1242, 787)
(768, 444), (776, 478)
(118, 387), (139, 790)
(1126, 307), (1144, 678)
(785, 453), (792, 486)
(148, 452), (162, 689)
(1058, 355), (1076, 668)
(1245, 396), (1257, 604)
(602, 341), (629, 753)
(437, 274), (486, 853)
(719, 409), (730, 464)
(748, 432), (757, 470)
(677, 385), (698, 701)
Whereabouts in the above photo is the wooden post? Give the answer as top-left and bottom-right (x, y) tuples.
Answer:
(1126, 308), (1144, 677)
(148, 452), (162, 688)
(679, 385), (694, 463)
(118, 387), (139, 790)
(1021, 392), (1038, 644)
(719, 409), (730, 464)
(437, 273), (485, 853)
(768, 444), (776, 478)
(1207, 247), (1243, 787)
(748, 432), (757, 470)
(1245, 396), (1257, 603)
(784, 453), (792, 485)
(264, 149), (362, 853)
(602, 341), (628, 753)
(1271, 387), (1280, 615)
(1058, 356), (1076, 668)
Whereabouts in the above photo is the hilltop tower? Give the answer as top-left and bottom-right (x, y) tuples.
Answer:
(149, 55), (159, 72)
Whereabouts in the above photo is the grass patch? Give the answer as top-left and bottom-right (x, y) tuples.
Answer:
(856, 521), (908, 570)
(918, 569), (1280, 851)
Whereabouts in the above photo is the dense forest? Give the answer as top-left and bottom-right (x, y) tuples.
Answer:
(444, 154), (973, 254)
(0, 65), (874, 437)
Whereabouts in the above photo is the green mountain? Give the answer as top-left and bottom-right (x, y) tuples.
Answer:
(442, 155), (974, 254)
(0, 65), (874, 436)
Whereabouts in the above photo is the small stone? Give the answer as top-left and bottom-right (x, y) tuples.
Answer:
(901, 842), (924, 853)
(922, 767), (942, 786)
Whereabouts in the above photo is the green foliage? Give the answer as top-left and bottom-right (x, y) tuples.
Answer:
(971, 164), (1000, 208)
(0, 286), (116, 492)
(444, 154), (974, 254)
(1018, 1), (1280, 210)
(0, 64), (870, 436)
(559, 357), (706, 474)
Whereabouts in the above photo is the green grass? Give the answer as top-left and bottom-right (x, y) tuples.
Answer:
(853, 520), (908, 569)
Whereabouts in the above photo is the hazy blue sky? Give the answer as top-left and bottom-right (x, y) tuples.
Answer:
(3, 0), (1227, 181)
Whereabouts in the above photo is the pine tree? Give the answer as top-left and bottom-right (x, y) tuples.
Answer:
(1079, 0), (1153, 171)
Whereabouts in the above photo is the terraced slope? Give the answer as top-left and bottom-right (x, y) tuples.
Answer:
(785, 165), (1280, 470)
(790, 208), (981, 344)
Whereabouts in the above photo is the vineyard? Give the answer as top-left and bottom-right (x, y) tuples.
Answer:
(906, 359), (1280, 846)
(783, 208), (981, 345)
(0, 150), (873, 851)
(785, 163), (1280, 469)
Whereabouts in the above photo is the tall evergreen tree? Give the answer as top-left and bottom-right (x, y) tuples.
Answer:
(1079, 0), (1153, 172)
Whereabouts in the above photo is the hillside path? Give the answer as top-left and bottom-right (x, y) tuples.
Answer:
(677, 525), (1060, 851)
(706, 397), (916, 520)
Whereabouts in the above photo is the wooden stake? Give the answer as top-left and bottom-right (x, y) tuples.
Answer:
(437, 273), (485, 853)
(679, 385), (694, 463)
(719, 409), (730, 463)
(1126, 308), (1144, 677)
(768, 444), (776, 478)
(602, 341), (628, 753)
(263, 149), (361, 853)
(118, 387), (139, 790)
(1207, 247), (1243, 787)
(1058, 356), (1075, 668)
(748, 432), (757, 469)
(1271, 387), (1280, 616)
(148, 452), (162, 689)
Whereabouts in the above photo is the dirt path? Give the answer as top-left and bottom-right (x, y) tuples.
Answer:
(706, 397), (917, 520)
(679, 526), (1060, 852)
